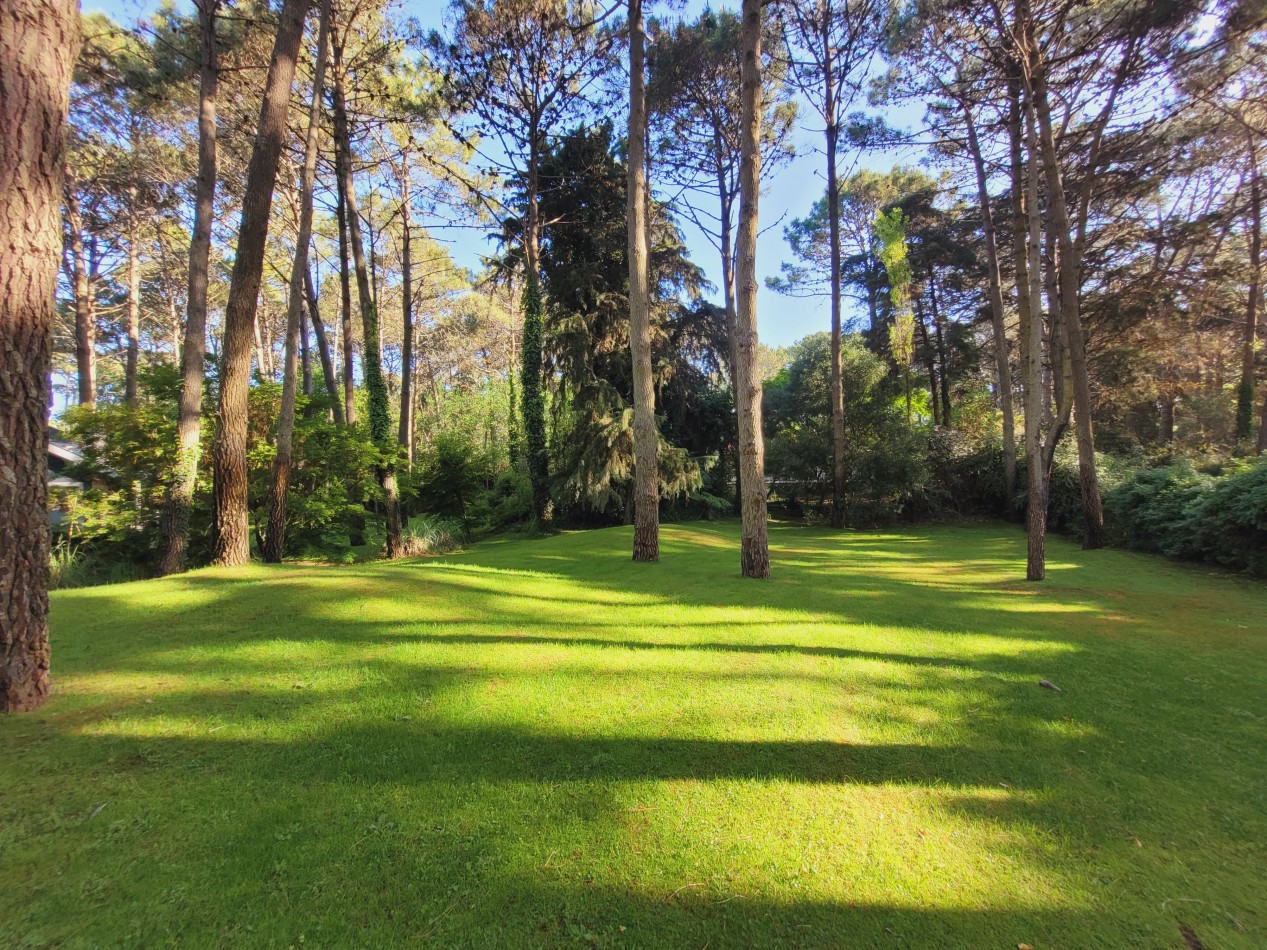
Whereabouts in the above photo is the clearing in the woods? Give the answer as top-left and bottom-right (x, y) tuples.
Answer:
(2, 522), (1263, 948)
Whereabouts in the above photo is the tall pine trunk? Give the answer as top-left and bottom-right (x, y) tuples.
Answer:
(125, 195), (140, 404)
(0, 0), (76, 712)
(332, 31), (402, 557)
(158, 0), (218, 576)
(628, 0), (659, 561)
(522, 124), (549, 524)
(734, 0), (770, 578)
(823, 32), (846, 530)
(210, 0), (311, 566)
(63, 173), (96, 406)
(335, 168), (357, 425)
(398, 166), (414, 463)
(1029, 59), (1104, 549)
(263, 0), (330, 563)
(963, 104), (1016, 508)
(1010, 81), (1046, 581)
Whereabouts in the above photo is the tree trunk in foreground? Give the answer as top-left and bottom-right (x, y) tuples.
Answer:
(628, 0), (659, 561)
(211, 0), (311, 566)
(264, 0), (330, 564)
(1009, 81), (1046, 581)
(734, 0), (770, 578)
(159, 0), (218, 576)
(0, 0), (76, 712)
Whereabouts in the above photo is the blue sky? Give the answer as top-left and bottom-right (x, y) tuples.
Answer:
(87, 0), (927, 347)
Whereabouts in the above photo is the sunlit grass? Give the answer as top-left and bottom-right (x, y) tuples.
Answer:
(2, 522), (1265, 947)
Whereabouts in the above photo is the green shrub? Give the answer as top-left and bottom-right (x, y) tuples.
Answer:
(1105, 459), (1267, 575)
(1104, 461), (1212, 554)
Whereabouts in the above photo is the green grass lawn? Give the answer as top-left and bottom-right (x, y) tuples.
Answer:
(3, 522), (1265, 948)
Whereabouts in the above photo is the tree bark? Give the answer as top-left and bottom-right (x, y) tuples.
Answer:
(963, 100), (1016, 508)
(1, 0), (76, 712)
(210, 0), (311, 567)
(522, 120), (550, 523)
(332, 29), (402, 557)
(734, 0), (770, 578)
(628, 0), (660, 561)
(823, 29), (846, 529)
(398, 162), (414, 462)
(1009, 80), (1046, 581)
(300, 301), (312, 396)
(335, 161), (356, 425)
(1029, 56), (1104, 549)
(63, 172), (96, 407)
(125, 194), (141, 404)
(304, 264), (342, 423)
(263, 0), (330, 564)
(158, 0), (218, 576)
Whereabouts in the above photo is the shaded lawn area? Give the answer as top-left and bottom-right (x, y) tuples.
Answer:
(2, 523), (1265, 948)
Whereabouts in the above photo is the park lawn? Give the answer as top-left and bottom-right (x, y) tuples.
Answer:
(2, 522), (1265, 949)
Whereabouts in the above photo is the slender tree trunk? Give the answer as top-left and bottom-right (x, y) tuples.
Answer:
(335, 164), (356, 425)
(158, 0), (218, 576)
(1010, 80), (1046, 581)
(304, 265), (342, 423)
(332, 31), (402, 557)
(521, 120), (550, 524)
(964, 101), (1016, 507)
(717, 182), (742, 510)
(125, 199), (141, 404)
(824, 44), (846, 528)
(1030, 62), (1103, 549)
(0, 0), (76, 713)
(210, 0), (311, 567)
(263, 0), (329, 564)
(1237, 137), (1261, 445)
(300, 302), (312, 396)
(928, 272), (951, 427)
(398, 166), (414, 462)
(735, 0), (770, 578)
(627, 0), (659, 561)
(916, 301), (940, 427)
(63, 174), (96, 406)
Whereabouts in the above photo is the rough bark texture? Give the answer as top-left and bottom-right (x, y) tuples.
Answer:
(333, 32), (402, 557)
(210, 0), (311, 567)
(1009, 82), (1046, 582)
(1, 0), (76, 712)
(627, 0), (660, 562)
(159, 0), (218, 576)
(734, 0), (770, 579)
(264, 0), (330, 564)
